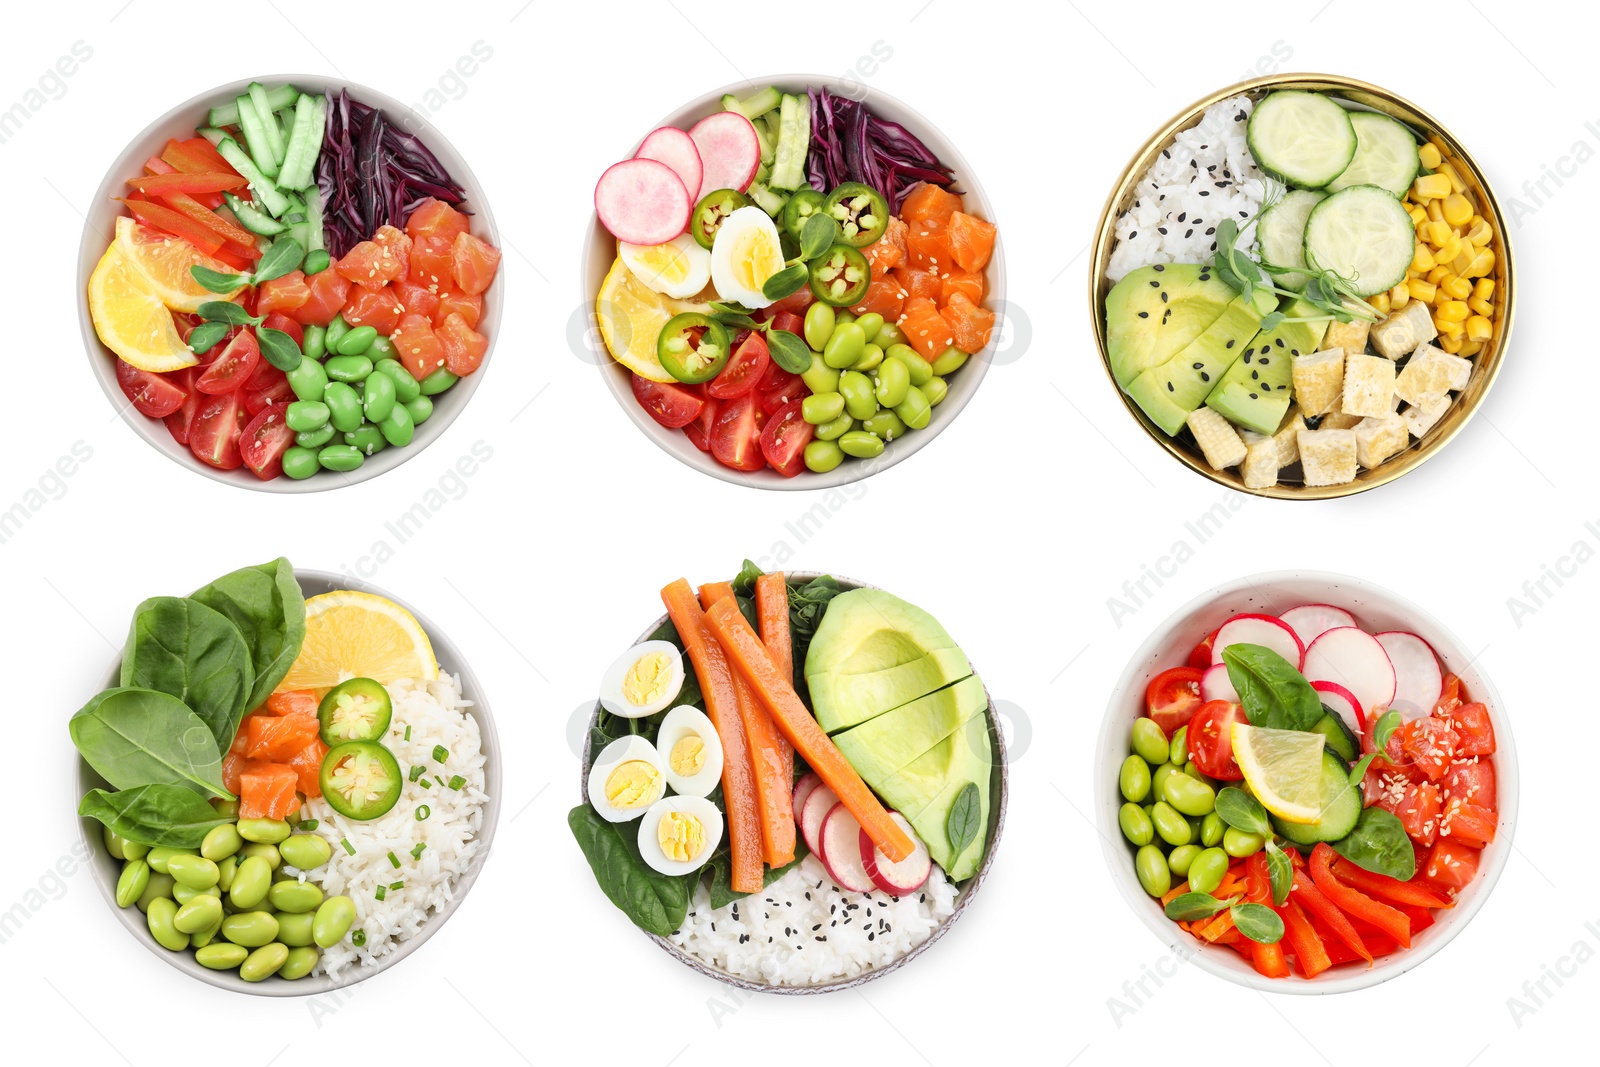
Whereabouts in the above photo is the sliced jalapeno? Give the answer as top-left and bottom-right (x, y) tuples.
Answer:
(781, 188), (827, 242)
(823, 182), (889, 247)
(656, 313), (731, 384)
(318, 741), (403, 821)
(808, 244), (871, 307)
(317, 678), (394, 745)
(691, 189), (751, 250)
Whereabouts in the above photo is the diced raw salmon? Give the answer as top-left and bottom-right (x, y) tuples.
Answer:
(239, 762), (299, 820)
(899, 184), (962, 225)
(900, 297), (951, 359)
(342, 285), (404, 336)
(265, 690), (319, 717)
(287, 739), (328, 798)
(892, 267), (941, 302)
(864, 217), (907, 272)
(948, 211), (997, 272)
(905, 219), (950, 273)
(434, 290), (483, 330)
(850, 275), (905, 321)
(940, 292), (995, 354)
(246, 712), (320, 761)
(941, 269), (986, 306)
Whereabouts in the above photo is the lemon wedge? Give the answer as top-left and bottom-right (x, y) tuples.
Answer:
(277, 590), (438, 692)
(595, 255), (707, 383)
(87, 244), (196, 373)
(115, 216), (244, 312)
(1230, 722), (1327, 824)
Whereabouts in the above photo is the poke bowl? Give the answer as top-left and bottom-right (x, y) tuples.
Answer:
(584, 76), (1006, 489)
(1090, 74), (1513, 498)
(570, 566), (1007, 993)
(1095, 571), (1516, 993)
(78, 75), (505, 492)
(73, 562), (500, 995)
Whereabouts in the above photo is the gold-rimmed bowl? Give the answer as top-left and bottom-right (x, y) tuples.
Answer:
(1088, 73), (1514, 499)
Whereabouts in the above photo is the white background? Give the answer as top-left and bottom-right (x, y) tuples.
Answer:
(3, 1), (1594, 1064)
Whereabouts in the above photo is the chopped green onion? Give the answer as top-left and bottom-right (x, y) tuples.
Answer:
(374, 886), (386, 901)
(388, 851), (401, 869)
(415, 805), (431, 821)
(411, 843), (427, 859)
(341, 838), (355, 856)
(351, 929), (366, 947)
(404, 725), (411, 741)
(448, 775), (466, 790)
(417, 777), (431, 788)
(432, 745), (449, 763)
(389, 881), (404, 890)
(409, 765), (425, 782)
(299, 819), (319, 831)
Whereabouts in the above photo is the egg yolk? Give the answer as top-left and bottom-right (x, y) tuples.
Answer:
(604, 760), (661, 809)
(622, 652), (673, 708)
(632, 241), (692, 285)
(731, 228), (783, 292)
(657, 810), (706, 863)
(669, 735), (705, 776)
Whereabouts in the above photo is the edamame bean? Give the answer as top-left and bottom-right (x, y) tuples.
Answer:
(323, 381), (363, 432)
(836, 310), (856, 325)
(281, 446), (320, 480)
(1119, 754), (1151, 803)
(823, 322), (866, 369)
(379, 403), (415, 447)
(195, 943), (249, 970)
(838, 370), (877, 420)
(368, 334), (396, 360)
(211, 797), (238, 818)
(136, 872), (175, 913)
(116, 860), (150, 909)
(189, 918), (222, 949)
(1223, 827), (1265, 858)
(240, 943), (291, 983)
(216, 856), (238, 892)
(222, 911), (280, 948)
(286, 401), (330, 433)
(362, 368), (396, 423)
(303, 249), (332, 276)
(325, 354), (374, 383)
(374, 358), (421, 402)
(1131, 718), (1169, 765)
(851, 343), (883, 372)
(318, 444), (364, 472)
(1150, 801), (1192, 846)
(269, 881), (324, 914)
(174, 893), (223, 934)
(201, 824), (242, 862)
(403, 395), (433, 425)
(887, 344), (934, 386)
(1151, 762), (1180, 803)
(146, 846), (189, 874)
(1118, 802), (1153, 846)
(862, 410), (906, 441)
(295, 425), (336, 450)
(147, 898), (188, 951)
(1187, 848), (1230, 895)
(801, 354), (840, 395)
(313, 895), (357, 948)
(803, 440), (844, 473)
(803, 302), (836, 350)
(324, 315), (351, 352)
(1168, 844), (1203, 878)
(854, 312), (884, 341)
(276, 912), (316, 947)
(1170, 726), (1189, 767)
(278, 946), (319, 980)
(239, 843), (282, 871)
(335, 325), (378, 356)
(287, 355), (329, 403)
(921, 375), (948, 406)
(238, 818), (292, 845)
(802, 392), (845, 425)
(345, 423), (387, 456)
(815, 413), (854, 441)
(1200, 812), (1225, 847)
(302, 324), (327, 361)
(420, 368), (458, 395)
(174, 882), (217, 905)
(1163, 774), (1216, 817)
(103, 827), (132, 860)
(1135, 844), (1171, 898)
(229, 855), (273, 909)
(837, 430), (884, 458)
(875, 321), (905, 346)
(894, 385), (931, 430)
(931, 347), (969, 376)
(874, 356), (910, 408)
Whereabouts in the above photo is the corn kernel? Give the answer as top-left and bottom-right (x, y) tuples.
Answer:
(1438, 332), (1463, 353)
(1467, 249), (1495, 277)
(1436, 235), (1464, 264)
(1438, 300), (1470, 322)
(1408, 278), (1439, 303)
(1407, 204), (1428, 226)
(1390, 282), (1410, 308)
(1438, 163), (1467, 195)
(1414, 173), (1452, 199)
(1466, 315), (1493, 342)
(1453, 251), (1476, 277)
(1427, 264), (1451, 285)
(1466, 220), (1493, 247)
(1426, 200), (1446, 225)
(1418, 143), (1443, 169)
(1459, 340), (1483, 358)
(1469, 297), (1494, 317)
(1411, 245), (1436, 273)
(1436, 318), (1464, 341)
(1441, 193), (1472, 228)
(1473, 278), (1495, 300)
(1368, 292), (1391, 314)
(1423, 220), (1451, 246)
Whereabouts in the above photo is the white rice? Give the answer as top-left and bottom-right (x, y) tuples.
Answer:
(1107, 94), (1269, 282)
(287, 673), (487, 977)
(669, 854), (957, 987)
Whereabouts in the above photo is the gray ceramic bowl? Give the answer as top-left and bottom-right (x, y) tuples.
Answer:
(77, 76), (505, 493)
(1094, 571), (1516, 994)
(75, 569), (501, 996)
(582, 77), (1006, 490)
(579, 571), (1007, 993)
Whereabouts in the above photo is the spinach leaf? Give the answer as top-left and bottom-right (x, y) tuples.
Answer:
(1331, 805), (1416, 880)
(946, 781), (981, 856)
(567, 804), (690, 936)
(70, 688), (232, 798)
(190, 558), (305, 711)
(78, 784), (232, 847)
(1230, 901), (1285, 944)
(788, 574), (841, 691)
(706, 839), (810, 910)
(1223, 644), (1323, 732)
(120, 596), (254, 750)
(1215, 786), (1272, 836)
(731, 559), (763, 597)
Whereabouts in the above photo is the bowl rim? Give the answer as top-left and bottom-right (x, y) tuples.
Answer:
(76, 74), (506, 494)
(577, 570), (1008, 993)
(73, 567), (502, 997)
(1086, 72), (1516, 500)
(1092, 569), (1518, 994)
(580, 74), (1006, 491)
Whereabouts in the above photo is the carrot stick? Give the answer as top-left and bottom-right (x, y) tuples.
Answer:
(703, 596), (914, 862)
(661, 579), (763, 893)
(754, 572), (796, 786)
(700, 582), (794, 867)
(1161, 880), (1191, 906)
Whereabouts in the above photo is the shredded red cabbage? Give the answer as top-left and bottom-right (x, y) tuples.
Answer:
(316, 89), (468, 258)
(806, 88), (956, 213)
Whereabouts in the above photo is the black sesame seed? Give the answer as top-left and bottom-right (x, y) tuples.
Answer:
(1184, 229), (1193, 238)
(1154, 263), (1165, 271)
(1138, 311), (1149, 318)
(1167, 382), (1174, 392)
(1129, 230), (1137, 238)
(1199, 190), (1210, 197)
(1163, 149), (1171, 159)
(1200, 371), (1210, 381)
(1193, 362), (1203, 369)
(1251, 369), (1259, 380)
(1158, 227), (1167, 235)
(1205, 227), (1215, 235)
(1275, 338), (1285, 348)
(1177, 212), (1187, 222)
(1249, 393), (1259, 399)
(1226, 340), (1235, 348)
(1150, 279), (1160, 287)
(1260, 356), (1270, 365)
(1161, 292), (1168, 302)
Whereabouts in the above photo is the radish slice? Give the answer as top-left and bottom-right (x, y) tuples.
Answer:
(791, 771), (822, 825)
(1374, 632), (1443, 721)
(1302, 627), (1396, 718)
(687, 112), (761, 199)
(800, 784), (839, 856)
(634, 127), (703, 208)
(1200, 663), (1239, 703)
(594, 158), (692, 246)
(1211, 613), (1305, 669)
(1279, 604), (1357, 649)
(820, 802), (876, 893)
(860, 812), (931, 896)
(1312, 680), (1365, 734)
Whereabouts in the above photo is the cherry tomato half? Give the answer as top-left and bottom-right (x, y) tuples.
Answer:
(1187, 700), (1246, 780)
(1145, 666), (1204, 737)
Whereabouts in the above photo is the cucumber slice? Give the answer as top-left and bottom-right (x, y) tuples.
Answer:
(224, 192), (286, 236)
(305, 188), (325, 253)
(1327, 112), (1420, 197)
(721, 86), (783, 121)
(768, 93), (811, 193)
(1310, 711), (1360, 763)
(746, 180), (788, 216)
(1304, 185), (1416, 297)
(1247, 91), (1357, 189)
(206, 84), (297, 128)
(1272, 749), (1361, 846)
(215, 137), (289, 217)
(1257, 189), (1325, 291)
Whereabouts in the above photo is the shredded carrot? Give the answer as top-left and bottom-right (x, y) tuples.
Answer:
(1198, 909), (1236, 942)
(1161, 880), (1191, 906)
(754, 572), (796, 786)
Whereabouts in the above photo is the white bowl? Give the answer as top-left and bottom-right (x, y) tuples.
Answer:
(77, 75), (505, 493)
(1093, 571), (1517, 994)
(581, 75), (1006, 490)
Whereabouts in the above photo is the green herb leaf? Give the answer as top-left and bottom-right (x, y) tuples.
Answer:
(1215, 786), (1272, 837)
(198, 301), (264, 327)
(189, 265), (248, 294)
(1163, 891), (1236, 922)
(708, 301), (752, 316)
(1265, 840), (1293, 906)
(1257, 311), (1285, 333)
(1373, 709), (1402, 753)
(799, 213), (838, 261)
(1215, 218), (1239, 251)
(1331, 805), (1416, 880)
(766, 329), (812, 374)
(567, 804), (690, 936)
(189, 558), (306, 712)
(731, 560), (763, 597)
(710, 311), (764, 332)
(1223, 644), (1324, 732)
(120, 596), (255, 751)
(187, 321), (231, 355)
(69, 688), (232, 798)
(255, 327), (303, 372)
(1230, 901), (1285, 944)
(252, 236), (305, 284)
(761, 263), (809, 303)
(78, 785), (232, 848)
(946, 781), (981, 856)
(1348, 753), (1376, 786)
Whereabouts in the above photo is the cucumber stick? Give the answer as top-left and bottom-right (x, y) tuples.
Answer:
(721, 86), (782, 121)
(247, 83), (287, 168)
(216, 138), (289, 217)
(206, 84), (296, 128)
(224, 192), (286, 236)
(768, 93), (810, 192)
(235, 95), (280, 179)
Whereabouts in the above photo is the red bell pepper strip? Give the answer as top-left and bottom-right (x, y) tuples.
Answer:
(1290, 868), (1371, 962)
(126, 172), (247, 196)
(144, 156), (175, 175)
(1249, 939), (1290, 978)
(754, 572), (796, 786)
(162, 137), (238, 176)
(158, 193), (262, 258)
(1278, 896), (1332, 978)
(120, 199), (224, 256)
(1329, 860), (1452, 910)
(1310, 843), (1411, 948)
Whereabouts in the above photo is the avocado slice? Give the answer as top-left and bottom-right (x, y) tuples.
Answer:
(1125, 288), (1278, 435)
(871, 714), (993, 881)
(1105, 263), (1238, 388)
(1204, 299), (1329, 434)
(832, 675), (988, 783)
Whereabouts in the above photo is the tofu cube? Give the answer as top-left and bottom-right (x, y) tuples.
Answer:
(1187, 406), (1247, 470)
(1402, 395), (1452, 439)
(1395, 345), (1472, 407)
(1298, 428), (1359, 486)
(1239, 430), (1280, 489)
(1323, 317), (1371, 354)
(1370, 301), (1438, 359)
(1273, 405), (1306, 467)
(1341, 353), (1397, 418)
(1292, 347), (1346, 416)
(1354, 413), (1409, 468)
(1318, 407), (1362, 430)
